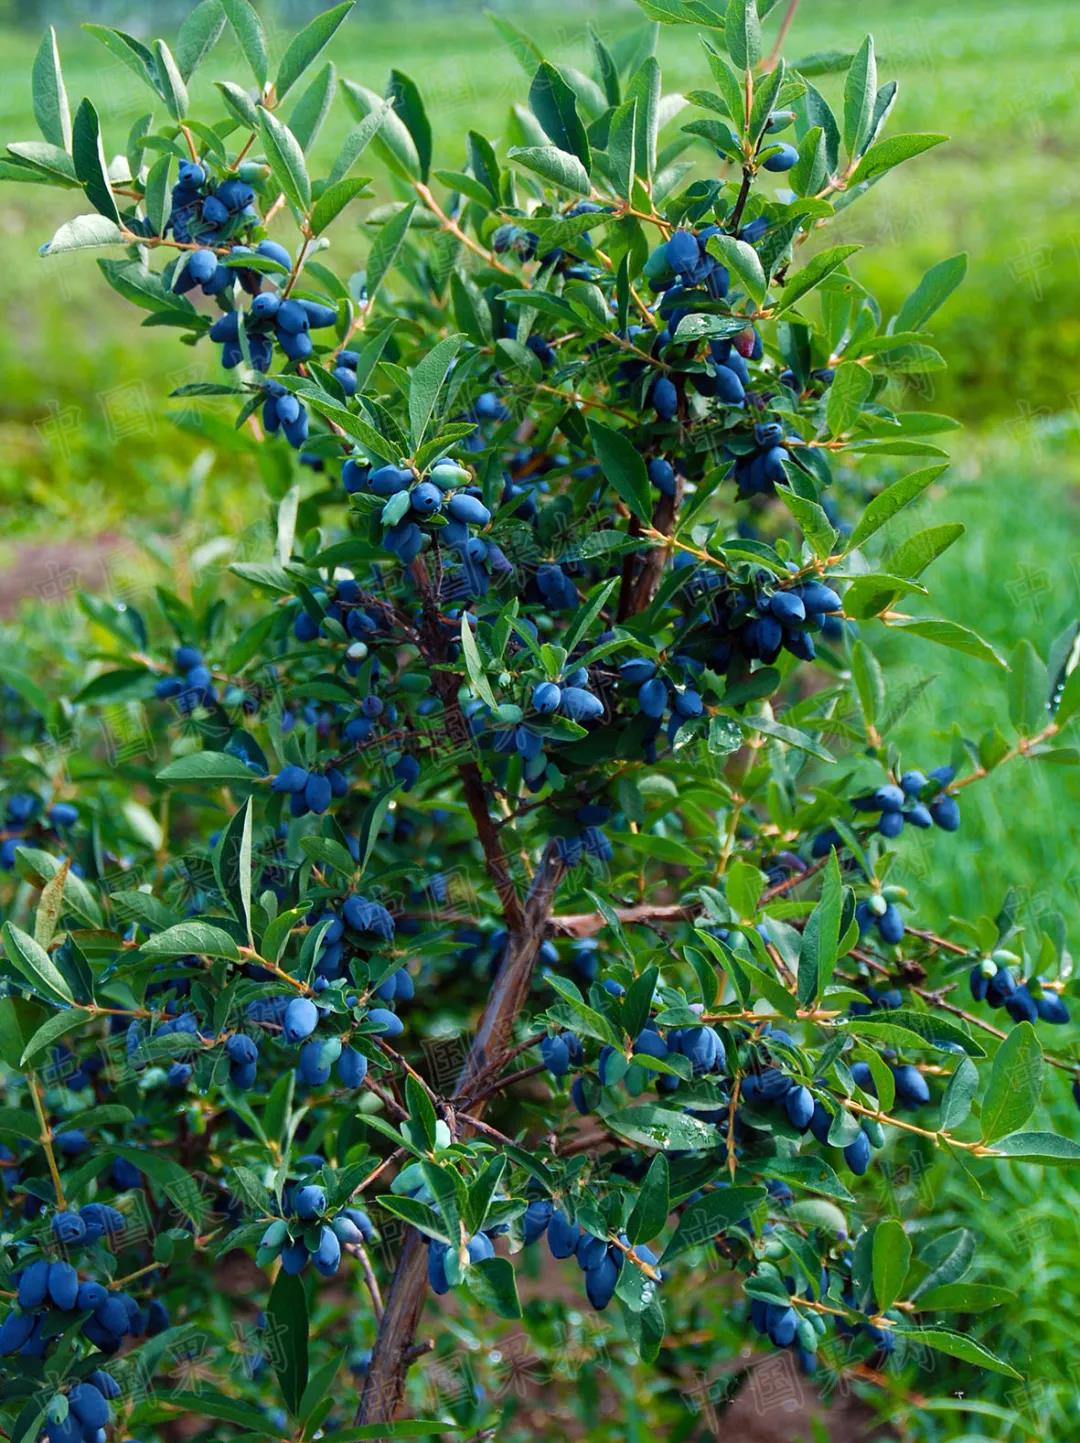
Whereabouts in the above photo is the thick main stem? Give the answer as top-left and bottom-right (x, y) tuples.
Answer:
(356, 847), (563, 1426)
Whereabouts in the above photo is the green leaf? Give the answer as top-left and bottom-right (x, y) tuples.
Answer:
(939, 1055), (978, 1130)
(776, 244), (861, 313)
(872, 1218), (911, 1313)
(3, 921), (76, 1005)
(587, 418), (653, 523)
(508, 145), (591, 195)
(895, 253), (967, 333)
(460, 616), (497, 709)
(797, 851), (844, 1003)
(849, 132), (947, 188)
(530, 62), (591, 171)
(912, 1282), (1014, 1312)
(744, 713), (836, 763)
(843, 36), (877, 159)
(258, 108), (311, 212)
(605, 97), (638, 197)
(329, 99), (393, 185)
(887, 523), (965, 579)
(153, 40), (189, 121)
(82, 26), (158, 93)
(289, 62), (338, 152)
(705, 234), (766, 306)
(891, 1325), (1021, 1380)
(344, 81), (420, 182)
(366, 200), (416, 305)
(158, 751), (264, 784)
(141, 922), (241, 962)
(215, 79), (260, 129)
(661, 1186), (765, 1262)
(376, 1194), (452, 1243)
(605, 1104), (719, 1151)
(981, 1022), (1043, 1144)
(221, 0), (268, 88)
(775, 486), (836, 560)
(626, 1153), (670, 1245)
(724, 0), (761, 70)
(20, 1007), (93, 1067)
(387, 71), (433, 182)
(32, 27), (71, 150)
(846, 463), (948, 550)
(844, 1008), (984, 1058)
(826, 361), (873, 436)
(1008, 640), (1049, 736)
(467, 1256), (522, 1320)
(71, 98), (119, 223)
(987, 1131), (1080, 1165)
(625, 57), (661, 182)
(887, 617), (1007, 670)
(409, 334), (465, 450)
(276, 1), (353, 101)
(267, 1270), (309, 1415)
(310, 176), (371, 236)
(215, 797), (254, 944)
(175, 0), (227, 81)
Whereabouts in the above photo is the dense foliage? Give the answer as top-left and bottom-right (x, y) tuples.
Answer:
(1, 2), (1079, 1440)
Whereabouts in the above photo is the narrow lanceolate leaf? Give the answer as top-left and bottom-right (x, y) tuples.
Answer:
(175, 0), (228, 82)
(329, 99), (393, 185)
(775, 486), (836, 560)
(606, 98), (638, 198)
(32, 27), (71, 150)
(275, 1), (353, 102)
(365, 201), (415, 305)
(141, 922), (240, 962)
(508, 145), (591, 195)
(587, 419), (653, 524)
(34, 859), (71, 950)
(776, 244), (861, 313)
(409, 334), (465, 449)
(72, 99), (119, 224)
(153, 39), (189, 121)
(3, 922), (75, 1006)
(460, 617), (497, 710)
(846, 464), (948, 550)
(981, 1022), (1043, 1144)
(939, 1055), (979, 1130)
(890, 1326), (1021, 1380)
(530, 62), (592, 171)
(705, 234), (766, 305)
(216, 79), (260, 129)
(895, 253), (968, 333)
(988, 1131), (1080, 1165)
(387, 71), (433, 182)
(797, 850), (844, 1003)
(625, 57), (661, 182)
(826, 361), (873, 436)
(343, 81), (420, 182)
(221, 0), (268, 89)
(724, 0), (762, 70)
(848, 133), (948, 188)
(309, 176), (371, 236)
(887, 617), (1007, 669)
(258, 108), (311, 212)
(872, 1219), (911, 1313)
(887, 522), (964, 579)
(289, 62), (337, 152)
(1008, 640), (1050, 736)
(267, 1271), (309, 1415)
(843, 36), (877, 159)
(215, 797), (254, 944)
(20, 1008), (94, 1067)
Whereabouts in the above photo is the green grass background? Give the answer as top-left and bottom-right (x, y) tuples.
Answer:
(1, 2), (1078, 1433)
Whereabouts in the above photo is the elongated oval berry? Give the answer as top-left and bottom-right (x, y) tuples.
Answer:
(585, 1250), (620, 1309)
(47, 1260), (79, 1311)
(763, 142), (799, 172)
(547, 1209), (580, 1259)
(651, 376), (678, 420)
(304, 773), (332, 815)
(272, 765), (309, 795)
(844, 1129), (872, 1175)
(638, 677), (668, 718)
(532, 680), (562, 714)
(428, 1241), (450, 1294)
(769, 591), (806, 624)
(68, 1383), (109, 1430)
(313, 1224), (341, 1276)
(17, 1258), (50, 1309)
(891, 1064), (930, 1108)
(558, 686), (604, 722)
(337, 1046), (369, 1086)
(648, 457), (676, 495)
(784, 1084), (815, 1132)
(878, 903), (904, 945)
(447, 493), (491, 526)
(930, 795), (960, 832)
(283, 996), (318, 1044)
(366, 1007), (404, 1037)
(665, 229), (700, 275)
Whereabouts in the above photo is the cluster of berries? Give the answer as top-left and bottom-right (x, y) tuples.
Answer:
(969, 951), (1070, 1026)
(1, 792), (78, 869)
(270, 762), (348, 817)
(850, 767), (960, 838)
(211, 287), (337, 373)
(522, 1203), (660, 1311)
(167, 161), (258, 244)
(258, 1183), (374, 1279)
(153, 646), (217, 712)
